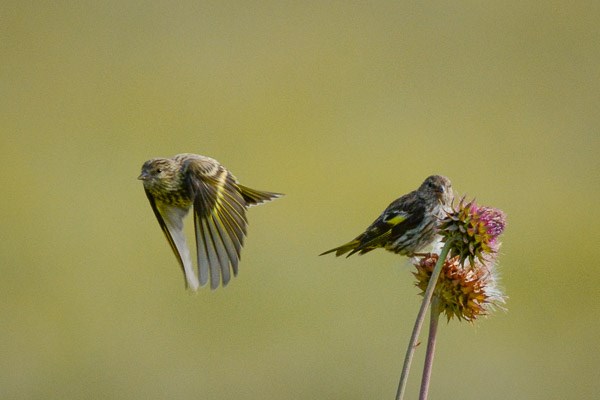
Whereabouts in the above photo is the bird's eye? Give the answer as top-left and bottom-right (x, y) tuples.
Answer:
(155, 168), (162, 173)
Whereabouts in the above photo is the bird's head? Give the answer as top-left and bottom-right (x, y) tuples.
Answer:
(138, 158), (180, 191)
(420, 175), (453, 205)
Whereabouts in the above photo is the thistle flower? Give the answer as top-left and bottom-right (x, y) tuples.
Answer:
(397, 194), (507, 400)
(413, 254), (506, 322)
(439, 198), (506, 265)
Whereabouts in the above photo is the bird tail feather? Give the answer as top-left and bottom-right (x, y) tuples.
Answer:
(319, 239), (360, 257)
(238, 184), (283, 206)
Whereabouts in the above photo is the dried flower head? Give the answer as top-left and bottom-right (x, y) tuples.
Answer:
(413, 254), (506, 322)
(439, 198), (506, 265)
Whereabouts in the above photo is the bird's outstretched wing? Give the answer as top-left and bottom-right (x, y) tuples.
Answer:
(184, 158), (250, 289)
(143, 189), (199, 290)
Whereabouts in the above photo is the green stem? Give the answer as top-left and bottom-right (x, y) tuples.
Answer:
(418, 297), (441, 400)
(395, 241), (452, 400)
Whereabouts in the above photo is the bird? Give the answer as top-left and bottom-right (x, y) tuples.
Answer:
(138, 153), (282, 290)
(320, 175), (453, 258)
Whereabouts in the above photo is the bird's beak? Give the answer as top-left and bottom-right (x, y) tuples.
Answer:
(138, 171), (149, 180)
(436, 187), (446, 201)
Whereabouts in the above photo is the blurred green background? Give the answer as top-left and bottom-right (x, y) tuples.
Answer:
(2, 1), (599, 399)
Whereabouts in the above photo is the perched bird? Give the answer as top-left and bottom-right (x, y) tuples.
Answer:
(139, 153), (282, 290)
(320, 175), (453, 258)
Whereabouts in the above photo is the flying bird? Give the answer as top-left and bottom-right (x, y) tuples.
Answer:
(320, 175), (453, 258)
(139, 153), (282, 290)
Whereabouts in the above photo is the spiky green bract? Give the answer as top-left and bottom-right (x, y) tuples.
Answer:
(439, 198), (506, 266)
(413, 254), (506, 322)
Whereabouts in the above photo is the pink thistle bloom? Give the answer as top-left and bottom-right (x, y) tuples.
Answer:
(439, 198), (506, 266)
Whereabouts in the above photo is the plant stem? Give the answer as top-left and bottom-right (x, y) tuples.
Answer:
(395, 241), (452, 400)
(418, 297), (441, 400)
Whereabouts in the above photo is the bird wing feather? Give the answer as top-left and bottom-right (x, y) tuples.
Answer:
(321, 192), (423, 257)
(184, 159), (249, 289)
(143, 189), (199, 290)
